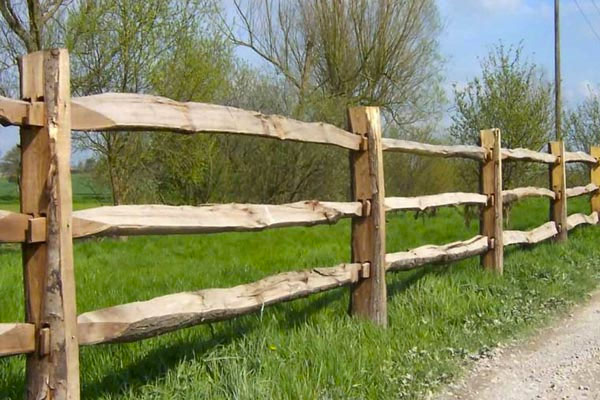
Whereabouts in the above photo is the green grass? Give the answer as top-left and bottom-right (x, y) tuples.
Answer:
(0, 174), (111, 212)
(1, 183), (600, 399)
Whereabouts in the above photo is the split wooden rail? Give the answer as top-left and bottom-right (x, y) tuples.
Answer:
(1, 49), (599, 400)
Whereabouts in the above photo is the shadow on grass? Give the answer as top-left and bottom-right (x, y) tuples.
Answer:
(82, 320), (256, 399)
(81, 269), (431, 399)
(2, 264), (434, 399)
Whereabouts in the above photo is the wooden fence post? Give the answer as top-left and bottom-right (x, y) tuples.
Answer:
(348, 107), (387, 326)
(480, 129), (503, 273)
(19, 49), (80, 400)
(590, 147), (600, 214)
(549, 141), (567, 242)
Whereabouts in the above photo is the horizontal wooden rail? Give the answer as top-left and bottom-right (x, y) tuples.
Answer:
(73, 201), (362, 238)
(567, 212), (599, 230)
(384, 192), (487, 212)
(70, 93), (361, 150)
(501, 148), (556, 164)
(503, 222), (558, 246)
(78, 263), (364, 345)
(381, 138), (486, 161)
(385, 235), (489, 272)
(0, 210), (29, 242)
(0, 323), (35, 357)
(0, 95), (31, 126)
(0, 201), (362, 242)
(565, 151), (597, 164)
(502, 187), (556, 204)
(566, 184), (599, 198)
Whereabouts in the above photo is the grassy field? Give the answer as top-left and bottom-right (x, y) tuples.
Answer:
(1, 176), (600, 399)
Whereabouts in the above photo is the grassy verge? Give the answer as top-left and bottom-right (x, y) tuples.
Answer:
(1, 184), (599, 398)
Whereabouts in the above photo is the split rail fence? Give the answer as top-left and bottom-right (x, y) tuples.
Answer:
(1, 49), (600, 399)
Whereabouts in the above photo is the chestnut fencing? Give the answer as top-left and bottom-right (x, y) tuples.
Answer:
(1, 49), (599, 400)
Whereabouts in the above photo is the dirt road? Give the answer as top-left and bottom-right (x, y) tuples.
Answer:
(434, 291), (600, 400)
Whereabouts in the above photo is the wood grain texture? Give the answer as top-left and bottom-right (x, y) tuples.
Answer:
(40, 49), (80, 400)
(385, 235), (488, 272)
(0, 95), (29, 126)
(0, 210), (29, 242)
(2, 201), (362, 242)
(480, 129), (503, 273)
(566, 212), (599, 230)
(78, 263), (363, 345)
(348, 107), (387, 326)
(381, 138), (485, 160)
(566, 184), (599, 198)
(19, 50), (51, 400)
(502, 187), (556, 204)
(0, 323), (35, 357)
(501, 148), (556, 164)
(71, 93), (361, 150)
(384, 193), (487, 212)
(71, 201), (361, 238)
(503, 222), (558, 246)
(550, 141), (568, 242)
(564, 151), (597, 164)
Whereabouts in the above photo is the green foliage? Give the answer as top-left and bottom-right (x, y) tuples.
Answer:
(0, 144), (19, 184)
(450, 43), (553, 190)
(62, 0), (235, 205)
(564, 91), (600, 153)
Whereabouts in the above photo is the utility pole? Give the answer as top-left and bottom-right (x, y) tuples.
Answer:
(555, 0), (562, 140)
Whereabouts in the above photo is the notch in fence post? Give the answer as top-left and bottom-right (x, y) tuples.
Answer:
(479, 129), (503, 274)
(549, 141), (567, 242)
(19, 49), (80, 400)
(348, 106), (387, 326)
(590, 147), (600, 214)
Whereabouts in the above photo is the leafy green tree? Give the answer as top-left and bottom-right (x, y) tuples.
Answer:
(64, 0), (233, 204)
(450, 43), (553, 189)
(0, 144), (20, 184)
(146, 28), (235, 205)
(564, 92), (600, 153)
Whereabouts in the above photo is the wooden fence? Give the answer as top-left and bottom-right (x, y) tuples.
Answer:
(1, 49), (599, 400)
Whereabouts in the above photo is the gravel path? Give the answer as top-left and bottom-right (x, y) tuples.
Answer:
(434, 291), (600, 400)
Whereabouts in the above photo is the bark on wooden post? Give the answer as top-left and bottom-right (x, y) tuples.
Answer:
(590, 147), (600, 214)
(480, 129), (503, 273)
(549, 141), (567, 242)
(19, 49), (80, 400)
(348, 107), (387, 326)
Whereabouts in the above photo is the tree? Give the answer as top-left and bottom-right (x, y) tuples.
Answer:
(563, 90), (600, 187)
(564, 91), (600, 153)
(0, 144), (20, 184)
(225, 0), (443, 128)
(64, 0), (233, 204)
(449, 43), (553, 189)
(218, 0), (444, 202)
(0, 0), (67, 96)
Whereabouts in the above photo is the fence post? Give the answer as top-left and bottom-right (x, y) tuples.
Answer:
(590, 147), (600, 214)
(549, 141), (567, 241)
(348, 107), (387, 326)
(19, 49), (80, 400)
(480, 129), (503, 273)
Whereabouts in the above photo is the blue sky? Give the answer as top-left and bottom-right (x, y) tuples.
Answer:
(439, 0), (600, 103)
(2, 0), (600, 157)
